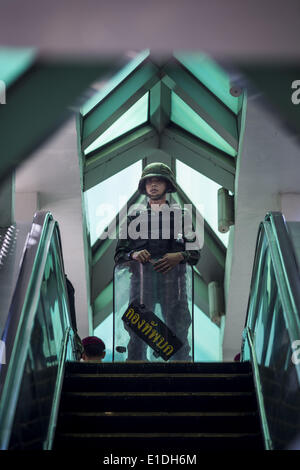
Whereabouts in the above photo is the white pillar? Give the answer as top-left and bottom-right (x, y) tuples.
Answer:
(15, 192), (39, 223)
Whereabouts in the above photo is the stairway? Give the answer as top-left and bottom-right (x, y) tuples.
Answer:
(53, 361), (265, 451)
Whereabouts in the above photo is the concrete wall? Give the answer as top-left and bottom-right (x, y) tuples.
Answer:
(223, 97), (300, 361)
(280, 193), (300, 222)
(15, 116), (90, 339)
(15, 192), (39, 223)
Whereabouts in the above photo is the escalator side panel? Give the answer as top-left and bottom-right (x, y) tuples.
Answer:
(243, 214), (300, 449)
(0, 223), (32, 337)
(287, 222), (300, 273)
(0, 211), (77, 449)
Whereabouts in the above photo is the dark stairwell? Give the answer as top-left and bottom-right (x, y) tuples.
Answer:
(53, 361), (264, 451)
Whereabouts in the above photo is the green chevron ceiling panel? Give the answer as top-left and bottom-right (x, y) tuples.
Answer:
(84, 92), (149, 155)
(81, 49), (150, 116)
(174, 51), (239, 115)
(171, 92), (237, 157)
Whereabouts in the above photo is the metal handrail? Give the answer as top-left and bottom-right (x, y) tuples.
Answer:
(0, 212), (55, 449)
(266, 213), (300, 340)
(0, 211), (76, 449)
(243, 327), (273, 450)
(242, 211), (300, 449)
(43, 326), (73, 450)
(244, 212), (300, 336)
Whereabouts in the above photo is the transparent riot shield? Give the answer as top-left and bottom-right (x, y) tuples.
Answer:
(113, 260), (194, 362)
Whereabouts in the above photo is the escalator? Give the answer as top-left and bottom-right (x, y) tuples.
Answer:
(0, 211), (80, 450)
(241, 212), (300, 450)
(1, 211), (300, 450)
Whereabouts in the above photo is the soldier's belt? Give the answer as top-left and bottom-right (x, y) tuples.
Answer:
(122, 301), (183, 361)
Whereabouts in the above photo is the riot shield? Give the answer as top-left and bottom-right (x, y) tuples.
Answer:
(113, 260), (194, 362)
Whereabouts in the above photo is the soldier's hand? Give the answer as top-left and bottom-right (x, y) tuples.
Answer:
(153, 252), (184, 273)
(131, 249), (151, 264)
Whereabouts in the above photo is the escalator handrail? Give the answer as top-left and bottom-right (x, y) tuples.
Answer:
(266, 212), (300, 339)
(244, 211), (300, 342)
(243, 326), (273, 450)
(0, 211), (74, 449)
(242, 212), (300, 449)
(0, 211), (53, 395)
(0, 211), (56, 448)
(43, 325), (73, 450)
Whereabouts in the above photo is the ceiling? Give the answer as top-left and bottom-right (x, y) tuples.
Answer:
(0, 1), (300, 59)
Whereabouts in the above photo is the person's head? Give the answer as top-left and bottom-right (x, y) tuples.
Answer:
(81, 336), (106, 362)
(145, 176), (168, 201)
(138, 163), (177, 201)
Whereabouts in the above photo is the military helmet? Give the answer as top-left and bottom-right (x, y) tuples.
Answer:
(138, 162), (177, 194)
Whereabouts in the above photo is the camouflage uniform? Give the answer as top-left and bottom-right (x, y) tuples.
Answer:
(114, 163), (201, 361)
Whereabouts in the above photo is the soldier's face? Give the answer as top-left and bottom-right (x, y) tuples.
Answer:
(145, 177), (167, 200)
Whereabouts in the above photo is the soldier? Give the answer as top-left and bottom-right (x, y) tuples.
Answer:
(114, 162), (201, 361)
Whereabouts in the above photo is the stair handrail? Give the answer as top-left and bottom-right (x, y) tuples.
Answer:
(242, 211), (300, 449)
(244, 212), (300, 353)
(43, 325), (74, 450)
(242, 326), (273, 450)
(0, 212), (53, 407)
(0, 211), (77, 449)
(266, 212), (300, 342)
